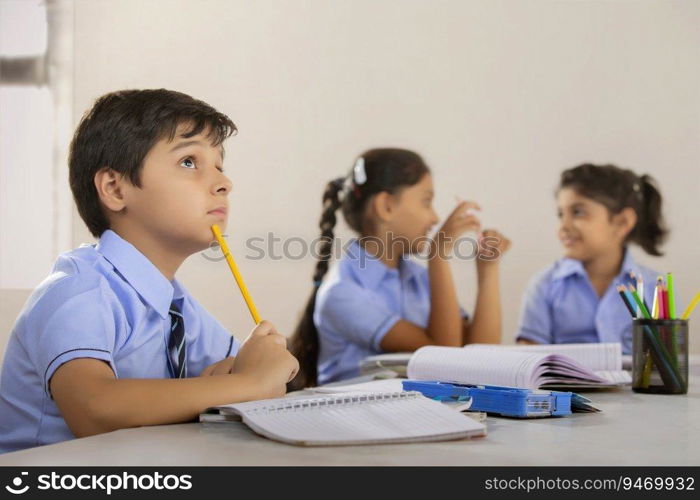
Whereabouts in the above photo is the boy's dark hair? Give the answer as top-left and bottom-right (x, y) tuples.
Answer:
(69, 89), (237, 237)
(288, 148), (430, 390)
(559, 163), (668, 256)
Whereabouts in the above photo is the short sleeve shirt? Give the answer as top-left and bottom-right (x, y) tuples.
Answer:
(314, 240), (468, 384)
(0, 230), (239, 453)
(515, 248), (659, 354)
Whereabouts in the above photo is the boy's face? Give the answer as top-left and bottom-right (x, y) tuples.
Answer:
(120, 127), (232, 255)
(385, 173), (440, 254)
(556, 188), (627, 262)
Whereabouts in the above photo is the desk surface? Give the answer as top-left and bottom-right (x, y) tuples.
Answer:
(2, 365), (698, 466)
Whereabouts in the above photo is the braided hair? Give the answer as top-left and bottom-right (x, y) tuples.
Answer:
(288, 148), (430, 389)
(559, 164), (668, 256)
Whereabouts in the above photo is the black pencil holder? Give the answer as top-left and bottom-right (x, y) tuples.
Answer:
(632, 319), (688, 394)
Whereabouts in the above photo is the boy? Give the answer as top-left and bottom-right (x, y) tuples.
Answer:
(0, 89), (298, 453)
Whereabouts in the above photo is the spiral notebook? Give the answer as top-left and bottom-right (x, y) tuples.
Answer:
(201, 391), (486, 446)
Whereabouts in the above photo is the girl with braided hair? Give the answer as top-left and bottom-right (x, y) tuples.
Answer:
(289, 148), (511, 388)
(516, 164), (668, 354)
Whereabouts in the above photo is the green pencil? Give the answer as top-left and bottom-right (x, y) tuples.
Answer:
(666, 273), (680, 370)
(667, 272), (676, 319)
(629, 285), (651, 319)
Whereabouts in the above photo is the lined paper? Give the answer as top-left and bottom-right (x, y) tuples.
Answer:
(216, 392), (486, 446)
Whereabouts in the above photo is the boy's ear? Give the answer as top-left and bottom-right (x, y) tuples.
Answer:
(371, 191), (396, 223)
(94, 167), (128, 213)
(613, 207), (637, 239)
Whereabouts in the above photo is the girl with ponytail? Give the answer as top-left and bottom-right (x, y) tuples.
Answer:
(289, 148), (511, 388)
(516, 163), (669, 354)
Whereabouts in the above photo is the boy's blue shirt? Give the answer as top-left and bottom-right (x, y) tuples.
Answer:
(515, 248), (659, 354)
(0, 230), (240, 453)
(314, 240), (468, 385)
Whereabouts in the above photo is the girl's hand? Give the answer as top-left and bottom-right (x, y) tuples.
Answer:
(433, 200), (482, 256)
(477, 229), (511, 268)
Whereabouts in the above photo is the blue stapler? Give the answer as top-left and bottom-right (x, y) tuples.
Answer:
(402, 380), (574, 418)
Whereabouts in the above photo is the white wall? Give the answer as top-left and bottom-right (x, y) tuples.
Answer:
(6, 0), (699, 357)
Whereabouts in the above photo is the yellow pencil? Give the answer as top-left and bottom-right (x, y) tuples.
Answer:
(211, 224), (262, 324)
(652, 277), (662, 319)
(681, 291), (700, 320)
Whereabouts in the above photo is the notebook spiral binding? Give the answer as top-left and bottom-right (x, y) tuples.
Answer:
(252, 391), (421, 413)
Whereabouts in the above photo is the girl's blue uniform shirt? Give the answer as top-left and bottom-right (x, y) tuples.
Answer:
(314, 240), (467, 384)
(0, 230), (240, 453)
(515, 249), (658, 354)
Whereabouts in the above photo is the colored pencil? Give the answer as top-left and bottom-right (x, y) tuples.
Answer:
(651, 278), (661, 319)
(617, 285), (637, 317)
(681, 291), (700, 320)
(667, 273), (676, 319)
(629, 285), (651, 319)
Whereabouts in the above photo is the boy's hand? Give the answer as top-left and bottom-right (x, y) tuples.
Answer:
(231, 320), (299, 399)
(477, 229), (511, 268)
(432, 200), (482, 257)
(200, 356), (237, 376)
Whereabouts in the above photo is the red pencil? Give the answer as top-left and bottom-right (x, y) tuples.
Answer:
(661, 286), (669, 319)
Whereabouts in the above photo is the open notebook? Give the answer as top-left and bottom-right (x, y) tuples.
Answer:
(407, 345), (631, 389)
(202, 391), (486, 446)
(467, 343), (623, 372)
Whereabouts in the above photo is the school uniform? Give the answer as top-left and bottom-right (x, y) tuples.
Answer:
(515, 248), (658, 354)
(0, 230), (239, 453)
(314, 240), (467, 384)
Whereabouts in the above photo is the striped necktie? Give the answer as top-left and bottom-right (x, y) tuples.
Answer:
(168, 302), (187, 378)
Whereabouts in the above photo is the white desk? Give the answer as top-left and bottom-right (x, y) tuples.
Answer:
(1, 365), (698, 466)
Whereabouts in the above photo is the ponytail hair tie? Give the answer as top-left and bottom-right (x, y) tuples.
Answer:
(353, 157), (367, 185)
